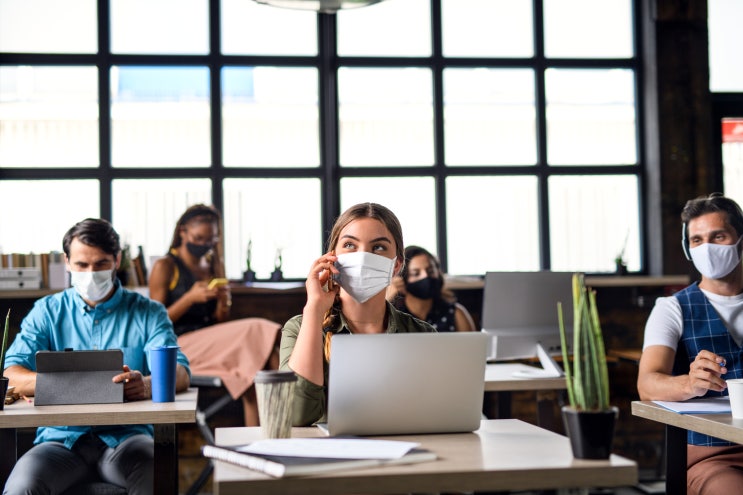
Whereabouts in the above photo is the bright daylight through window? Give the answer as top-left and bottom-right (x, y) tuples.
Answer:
(0, 0), (641, 280)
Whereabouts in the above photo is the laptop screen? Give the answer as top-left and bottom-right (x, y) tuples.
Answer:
(480, 271), (574, 361)
(325, 332), (488, 436)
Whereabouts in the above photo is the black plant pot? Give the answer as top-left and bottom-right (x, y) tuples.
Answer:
(0, 376), (9, 411)
(562, 405), (619, 459)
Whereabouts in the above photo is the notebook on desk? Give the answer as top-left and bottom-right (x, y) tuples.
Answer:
(35, 349), (124, 406)
(320, 332), (488, 436)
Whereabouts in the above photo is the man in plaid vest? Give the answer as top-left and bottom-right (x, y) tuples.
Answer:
(639, 193), (743, 494)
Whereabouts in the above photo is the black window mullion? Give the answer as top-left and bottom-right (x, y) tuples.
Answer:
(98, 0), (112, 221)
(319, 12), (340, 246)
(533, 0), (551, 270)
(430, 0), (448, 271)
(209, 0), (224, 211)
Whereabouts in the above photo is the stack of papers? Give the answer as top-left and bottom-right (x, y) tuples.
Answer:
(653, 396), (731, 414)
(203, 437), (437, 478)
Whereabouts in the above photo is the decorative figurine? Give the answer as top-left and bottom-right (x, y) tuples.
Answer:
(243, 240), (256, 282)
(270, 248), (283, 282)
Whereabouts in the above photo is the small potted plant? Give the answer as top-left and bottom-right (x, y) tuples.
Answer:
(1, 309), (10, 410)
(614, 231), (629, 275)
(558, 274), (618, 459)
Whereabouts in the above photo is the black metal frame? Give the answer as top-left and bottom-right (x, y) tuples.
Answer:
(0, 0), (645, 274)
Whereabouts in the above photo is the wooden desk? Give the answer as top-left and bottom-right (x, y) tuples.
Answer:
(211, 419), (637, 495)
(0, 388), (198, 494)
(484, 363), (566, 429)
(632, 400), (743, 495)
(484, 363), (566, 392)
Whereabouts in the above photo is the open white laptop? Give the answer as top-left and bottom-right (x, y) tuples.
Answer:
(321, 332), (488, 436)
(480, 271), (574, 378)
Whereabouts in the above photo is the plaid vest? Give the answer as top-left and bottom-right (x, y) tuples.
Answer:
(676, 282), (742, 446)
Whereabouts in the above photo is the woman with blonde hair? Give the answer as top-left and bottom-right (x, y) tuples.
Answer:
(279, 202), (436, 426)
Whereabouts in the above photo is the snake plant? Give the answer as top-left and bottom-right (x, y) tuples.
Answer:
(558, 274), (610, 411)
(1, 309), (10, 376)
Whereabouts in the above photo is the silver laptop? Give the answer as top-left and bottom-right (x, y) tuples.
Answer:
(480, 271), (574, 362)
(323, 332), (488, 436)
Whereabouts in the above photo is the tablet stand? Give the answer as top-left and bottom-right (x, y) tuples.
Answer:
(511, 343), (564, 378)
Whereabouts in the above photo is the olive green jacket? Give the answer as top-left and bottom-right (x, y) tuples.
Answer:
(279, 301), (436, 426)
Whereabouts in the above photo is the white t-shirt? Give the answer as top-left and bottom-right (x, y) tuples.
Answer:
(643, 288), (743, 350)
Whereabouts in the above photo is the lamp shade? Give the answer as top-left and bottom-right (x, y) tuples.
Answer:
(253, 0), (384, 14)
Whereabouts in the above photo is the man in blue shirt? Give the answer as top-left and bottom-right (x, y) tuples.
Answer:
(3, 218), (190, 495)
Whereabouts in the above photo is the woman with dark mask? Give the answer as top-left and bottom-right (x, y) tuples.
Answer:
(149, 204), (281, 426)
(387, 245), (476, 332)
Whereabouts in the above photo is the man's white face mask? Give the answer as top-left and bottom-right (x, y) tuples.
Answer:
(690, 237), (743, 279)
(332, 251), (396, 303)
(70, 269), (115, 302)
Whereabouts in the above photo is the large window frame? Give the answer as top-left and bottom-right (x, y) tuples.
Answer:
(0, 0), (645, 277)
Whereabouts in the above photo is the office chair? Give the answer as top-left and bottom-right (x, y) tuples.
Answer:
(184, 374), (239, 495)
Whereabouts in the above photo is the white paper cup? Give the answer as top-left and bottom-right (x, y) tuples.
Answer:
(727, 379), (743, 419)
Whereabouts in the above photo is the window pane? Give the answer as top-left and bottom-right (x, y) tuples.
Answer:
(337, 0), (430, 57)
(444, 68), (536, 166)
(549, 175), (640, 272)
(111, 66), (211, 167)
(0, 0), (97, 53)
(544, 0), (633, 59)
(0, 66), (99, 168)
(446, 176), (539, 274)
(340, 177), (437, 252)
(111, 179), (212, 273)
(722, 118), (743, 207)
(441, 0), (533, 58)
(338, 68), (433, 167)
(110, 0), (209, 55)
(0, 180), (99, 253)
(222, 67), (319, 167)
(546, 68), (636, 165)
(709, 0), (743, 92)
(221, 0), (317, 56)
(223, 178), (321, 280)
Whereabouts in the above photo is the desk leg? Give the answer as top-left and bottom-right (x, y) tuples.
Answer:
(154, 423), (178, 495)
(482, 391), (512, 419)
(497, 391), (512, 418)
(665, 424), (686, 495)
(0, 428), (18, 487)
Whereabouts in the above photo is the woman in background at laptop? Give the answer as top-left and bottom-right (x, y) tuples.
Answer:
(149, 204), (281, 426)
(387, 245), (476, 332)
(279, 202), (436, 426)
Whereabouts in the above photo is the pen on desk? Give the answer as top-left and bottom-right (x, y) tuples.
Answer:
(22, 395), (32, 404)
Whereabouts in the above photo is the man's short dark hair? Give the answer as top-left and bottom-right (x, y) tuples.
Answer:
(681, 193), (743, 236)
(62, 218), (121, 258)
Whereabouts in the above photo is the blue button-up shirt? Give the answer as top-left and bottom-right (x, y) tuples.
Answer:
(5, 281), (190, 449)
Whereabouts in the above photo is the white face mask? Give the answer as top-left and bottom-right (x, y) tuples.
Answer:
(690, 238), (742, 279)
(70, 269), (115, 302)
(333, 251), (396, 304)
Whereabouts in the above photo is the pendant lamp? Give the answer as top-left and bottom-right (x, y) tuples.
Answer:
(253, 0), (385, 14)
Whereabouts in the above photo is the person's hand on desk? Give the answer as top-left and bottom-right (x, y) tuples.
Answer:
(114, 365), (149, 401)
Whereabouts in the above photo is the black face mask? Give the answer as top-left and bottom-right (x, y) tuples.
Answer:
(186, 242), (213, 259)
(405, 277), (442, 300)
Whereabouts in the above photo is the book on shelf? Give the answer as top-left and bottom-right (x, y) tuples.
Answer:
(202, 442), (437, 478)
